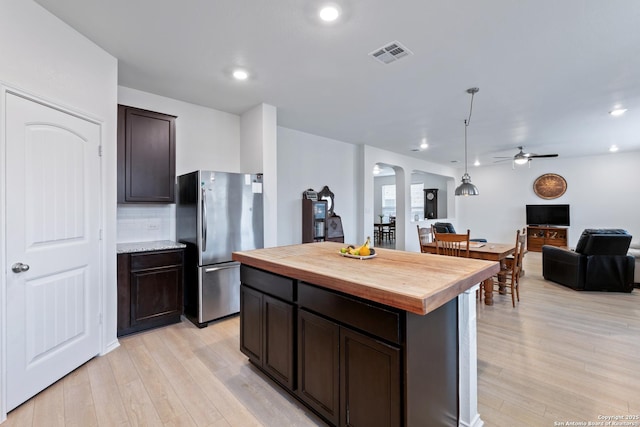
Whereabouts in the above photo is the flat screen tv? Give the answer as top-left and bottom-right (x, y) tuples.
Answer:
(526, 204), (570, 226)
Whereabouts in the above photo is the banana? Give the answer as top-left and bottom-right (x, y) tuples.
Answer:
(358, 236), (371, 256)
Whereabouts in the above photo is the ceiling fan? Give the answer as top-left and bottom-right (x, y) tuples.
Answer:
(494, 146), (558, 167)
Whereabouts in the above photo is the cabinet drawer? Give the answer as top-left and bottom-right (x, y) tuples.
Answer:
(298, 282), (400, 344)
(131, 250), (183, 271)
(240, 265), (295, 302)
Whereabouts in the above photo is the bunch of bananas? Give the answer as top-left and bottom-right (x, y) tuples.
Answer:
(340, 236), (374, 257)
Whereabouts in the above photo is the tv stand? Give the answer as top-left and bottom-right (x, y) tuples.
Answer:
(527, 226), (568, 252)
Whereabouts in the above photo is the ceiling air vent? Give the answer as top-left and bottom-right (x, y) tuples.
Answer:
(369, 41), (413, 64)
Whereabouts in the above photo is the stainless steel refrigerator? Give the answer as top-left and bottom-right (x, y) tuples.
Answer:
(177, 171), (263, 327)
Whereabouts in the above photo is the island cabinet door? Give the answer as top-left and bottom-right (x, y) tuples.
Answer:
(240, 285), (263, 363)
(340, 327), (401, 427)
(297, 309), (340, 426)
(240, 284), (296, 391)
(262, 294), (295, 390)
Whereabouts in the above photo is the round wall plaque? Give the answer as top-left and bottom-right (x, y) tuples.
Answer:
(533, 173), (567, 199)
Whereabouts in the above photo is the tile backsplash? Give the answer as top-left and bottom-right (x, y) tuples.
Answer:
(117, 204), (176, 243)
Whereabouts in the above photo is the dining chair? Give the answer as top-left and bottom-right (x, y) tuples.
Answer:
(382, 216), (396, 242)
(433, 229), (470, 258)
(494, 229), (526, 307)
(433, 228), (477, 298)
(504, 227), (527, 277)
(417, 225), (430, 253)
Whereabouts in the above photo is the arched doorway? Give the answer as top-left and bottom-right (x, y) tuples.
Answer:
(373, 163), (397, 249)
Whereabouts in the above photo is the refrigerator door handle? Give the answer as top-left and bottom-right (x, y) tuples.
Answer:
(201, 187), (207, 252)
(204, 262), (240, 273)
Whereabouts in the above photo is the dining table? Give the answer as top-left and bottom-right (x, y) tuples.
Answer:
(373, 222), (391, 243)
(419, 241), (516, 305)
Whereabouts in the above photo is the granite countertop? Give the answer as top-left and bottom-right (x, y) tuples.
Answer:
(117, 240), (186, 254)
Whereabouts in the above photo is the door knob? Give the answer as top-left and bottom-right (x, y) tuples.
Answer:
(11, 262), (30, 273)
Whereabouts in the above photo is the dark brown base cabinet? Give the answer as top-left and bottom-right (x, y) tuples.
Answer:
(239, 265), (458, 427)
(298, 309), (340, 425)
(117, 249), (184, 336)
(240, 285), (295, 390)
(298, 310), (400, 427)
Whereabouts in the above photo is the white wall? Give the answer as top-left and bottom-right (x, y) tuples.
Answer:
(363, 145), (460, 252)
(277, 132), (463, 251)
(118, 86), (241, 175)
(456, 152), (640, 247)
(240, 104), (265, 174)
(241, 104), (278, 248)
(277, 127), (359, 245)
(411, 171), (452, 220)
(0, 0), (118, 420)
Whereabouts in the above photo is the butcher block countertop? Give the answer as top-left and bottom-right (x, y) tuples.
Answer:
(232, 241), (500, 315)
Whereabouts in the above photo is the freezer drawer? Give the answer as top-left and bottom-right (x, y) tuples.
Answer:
(198, 261), (240, 324)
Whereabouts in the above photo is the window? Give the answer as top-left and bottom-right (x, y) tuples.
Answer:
(381, 184), (395, 219)
(410, 183), (424, 221)
(380, 183), (424, 221)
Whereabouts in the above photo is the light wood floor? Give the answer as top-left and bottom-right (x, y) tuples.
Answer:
(4, 253), (640, 426)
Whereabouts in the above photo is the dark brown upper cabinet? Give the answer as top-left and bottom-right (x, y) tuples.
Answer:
(118, 105), (177, 203)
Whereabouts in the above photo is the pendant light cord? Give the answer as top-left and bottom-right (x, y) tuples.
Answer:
(464, 119), (469, 174)
(466, 90), (476, 126)
(463, 88), (478, 175)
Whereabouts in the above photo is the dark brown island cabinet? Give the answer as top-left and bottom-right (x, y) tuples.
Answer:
(117, 104), (177, 203)
(117, 249), (184, 336)
(240, 265), (456, 427)
(234, 243), (498, 427)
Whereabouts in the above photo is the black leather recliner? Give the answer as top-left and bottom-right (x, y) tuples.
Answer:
(542, 229), (635, 292)
(433, 222), (487, 243)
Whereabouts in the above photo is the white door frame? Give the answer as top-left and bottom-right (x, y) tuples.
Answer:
(0, 83), (108, 422)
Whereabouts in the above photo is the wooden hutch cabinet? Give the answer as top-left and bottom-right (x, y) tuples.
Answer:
(302, 199), (328, 243)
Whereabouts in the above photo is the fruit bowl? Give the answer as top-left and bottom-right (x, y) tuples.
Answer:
(338, 252), (377, 260)
(338, 237), (375, 259)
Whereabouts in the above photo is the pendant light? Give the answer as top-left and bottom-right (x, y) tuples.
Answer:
(455, 87), (480, 196)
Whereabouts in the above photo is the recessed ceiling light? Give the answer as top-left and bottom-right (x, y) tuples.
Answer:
(319, 5), (340, 22)
(420, 138), (428, 150)
(232, 69), (249, 80)
(474, 160), (480, 167)
(609, 108), (627, 116)
(609, 145), (619, 152)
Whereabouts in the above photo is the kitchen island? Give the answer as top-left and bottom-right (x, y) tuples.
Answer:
(232, 242), (499, 427)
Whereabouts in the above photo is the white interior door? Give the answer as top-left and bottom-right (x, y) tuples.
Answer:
(5, 92), (101, 411)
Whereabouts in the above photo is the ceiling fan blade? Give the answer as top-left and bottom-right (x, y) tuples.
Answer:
(529, 154), (558, 158)
(492, 156), (513, 159)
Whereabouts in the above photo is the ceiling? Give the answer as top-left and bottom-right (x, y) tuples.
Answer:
(34, 0), (640, 167)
